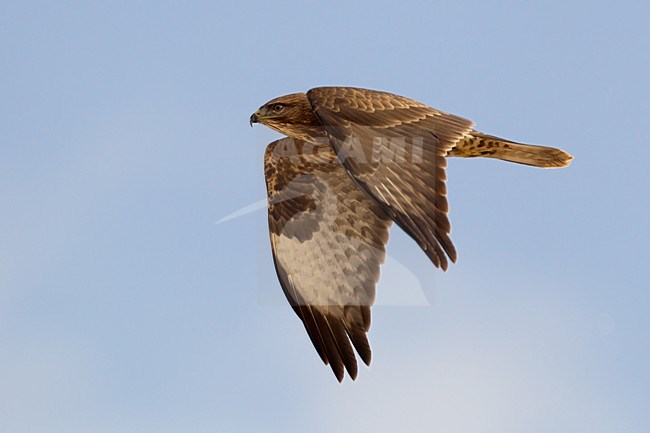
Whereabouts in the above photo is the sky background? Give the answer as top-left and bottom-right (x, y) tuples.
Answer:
(1, 1), (649, 432)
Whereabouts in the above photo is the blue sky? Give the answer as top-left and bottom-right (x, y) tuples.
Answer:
(1, 1), (649, 432)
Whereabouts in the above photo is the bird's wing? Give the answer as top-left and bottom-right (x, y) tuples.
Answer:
(265, 137), (392, 382)
(307, 87), (474, 270)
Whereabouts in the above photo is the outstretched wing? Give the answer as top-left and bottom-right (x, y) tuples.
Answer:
(307, 87), (474, 270)
(265, 137), (392, 382)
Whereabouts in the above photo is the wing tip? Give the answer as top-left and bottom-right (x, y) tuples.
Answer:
(333, 366), (345, 383)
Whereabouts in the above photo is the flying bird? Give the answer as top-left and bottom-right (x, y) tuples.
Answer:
(251, 87), (572, 382)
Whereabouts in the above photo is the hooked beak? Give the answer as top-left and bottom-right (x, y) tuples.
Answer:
(249, 111), (261, 127)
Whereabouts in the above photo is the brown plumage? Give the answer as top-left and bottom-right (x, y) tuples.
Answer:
(448, 131), (573, 168)
(251, 86), (573, 382)
(265, 138), (391, 381)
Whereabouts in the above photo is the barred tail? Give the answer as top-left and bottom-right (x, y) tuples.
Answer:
(447, 131), (573, 168)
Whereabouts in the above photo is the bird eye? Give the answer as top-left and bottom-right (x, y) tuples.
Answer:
(271, 103), (285, 113)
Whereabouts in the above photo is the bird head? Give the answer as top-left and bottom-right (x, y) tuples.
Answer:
(250, 93), (324, 141)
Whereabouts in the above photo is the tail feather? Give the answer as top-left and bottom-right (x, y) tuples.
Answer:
(448, 131), (573, 168)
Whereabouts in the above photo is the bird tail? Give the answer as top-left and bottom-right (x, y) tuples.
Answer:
(447, 131), (573, 168)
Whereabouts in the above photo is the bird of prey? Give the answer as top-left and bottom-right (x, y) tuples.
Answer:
(250, 86), (572, 382)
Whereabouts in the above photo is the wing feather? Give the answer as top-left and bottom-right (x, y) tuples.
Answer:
(265, 137), (392, 381)
(307, 87), (474, 269)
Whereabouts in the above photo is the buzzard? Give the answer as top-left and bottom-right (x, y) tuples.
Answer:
(251, 87), (572, 382)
